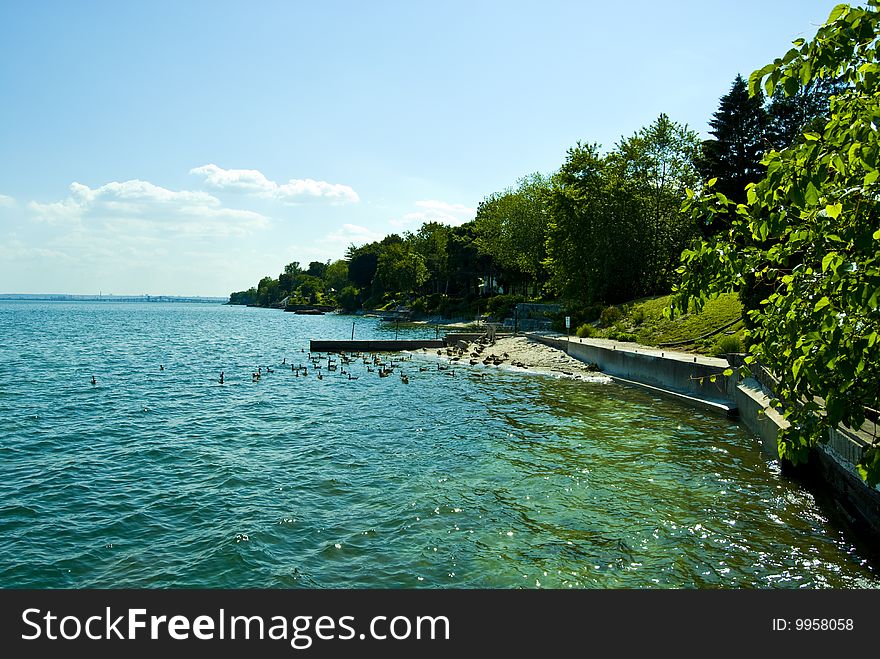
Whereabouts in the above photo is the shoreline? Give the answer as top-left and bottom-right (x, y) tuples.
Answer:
(413, 334), (612, 382)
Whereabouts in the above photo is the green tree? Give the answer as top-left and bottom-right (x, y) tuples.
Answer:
(375, 242), (429, 295)
(324, 259), (350, 293)
(545, 142), (638, 304)
(474, 173), (551, 295)
(766, 77), (844, 150)
(698, 74), (768, 221)
(228, 287), (257, 305)
(337, 285), (360, 312)
(613, 113), (702, 291)
(347, 249), (379, 289)
(673, 2), (880, 484)
(407, 222), (451, 294)
(295, 275), (324, 304)
(306, 260), (328, 279)
(447, 221), (489, 298)
(255, 276), (279, 306)
(278, 261), (303, 298)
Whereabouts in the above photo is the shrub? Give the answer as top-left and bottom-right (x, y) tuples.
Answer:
(608, 330), (638, 342)
(631, 307), (646, 326)
(337, 286), (360, 312)
(712, 333), (743, 356)
(599, 306), (623, 327)
(576, 323), (597, 338)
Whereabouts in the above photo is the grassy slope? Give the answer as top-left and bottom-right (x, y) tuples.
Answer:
(588, 292), (744, 355)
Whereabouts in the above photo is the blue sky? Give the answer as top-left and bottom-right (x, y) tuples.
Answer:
(0, 0), (840, 296)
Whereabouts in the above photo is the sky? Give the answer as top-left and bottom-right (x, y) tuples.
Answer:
(0, 0), (843, 296)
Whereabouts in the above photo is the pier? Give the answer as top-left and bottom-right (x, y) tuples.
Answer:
(309, 339), (446, 352)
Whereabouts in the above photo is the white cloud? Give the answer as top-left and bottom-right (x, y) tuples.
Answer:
(29, 179), (268, 236)
(0, 235), (66, 261)
(390, 199), (475, 228)
(190, 163), (359, 204)
(0, 193), (15, 207)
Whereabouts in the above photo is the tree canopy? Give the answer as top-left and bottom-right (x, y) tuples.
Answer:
(673, 2), (880, 484)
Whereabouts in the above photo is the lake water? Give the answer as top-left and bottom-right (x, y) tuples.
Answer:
(0, 301), (876, 588)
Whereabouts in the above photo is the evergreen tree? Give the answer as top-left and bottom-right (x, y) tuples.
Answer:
(766, 77), (844, 150)
(698, 74), (768, 230)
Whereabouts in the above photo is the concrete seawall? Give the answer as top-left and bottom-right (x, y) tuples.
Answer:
(530, 333), (880, 534)
(534, 335), (737, 415)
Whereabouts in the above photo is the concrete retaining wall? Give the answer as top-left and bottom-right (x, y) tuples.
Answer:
(530, 333), (880, 534)
(535, 335), (734, 404)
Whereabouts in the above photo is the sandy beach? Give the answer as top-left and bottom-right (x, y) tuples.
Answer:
(428, 334), (612, 382)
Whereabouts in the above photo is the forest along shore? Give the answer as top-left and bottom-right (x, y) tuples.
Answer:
(431, 334), (611, 381)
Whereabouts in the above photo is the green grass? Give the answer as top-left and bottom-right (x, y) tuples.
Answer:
(585, 293), (744, 354)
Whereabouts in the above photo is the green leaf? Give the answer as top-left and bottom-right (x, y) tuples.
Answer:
(827, 4), (848, 22)
(805, 181), (820, 206)
(803, 131), (822, 141)
(864, 170), (879, 186)
(782, 74), (799, 97)
(822, 252), (839, 271)
(792, 355), (805, 380)
(813, 296), (831, 311)
(825, 203), (842, 219)
(722, 368), (733, 377)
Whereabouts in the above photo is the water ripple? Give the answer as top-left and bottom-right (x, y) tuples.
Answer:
(0, 301), (877, 588)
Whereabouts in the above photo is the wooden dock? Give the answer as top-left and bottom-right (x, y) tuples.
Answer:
(309, 339), (446, 352)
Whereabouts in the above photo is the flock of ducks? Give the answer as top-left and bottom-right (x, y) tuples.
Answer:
(88, 337), (522, 387)
(245, 349), (435, 385)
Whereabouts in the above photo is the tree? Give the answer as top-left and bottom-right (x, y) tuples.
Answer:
(228, 287), (257, 305)
(613, 113), (702, 292)
(474, 173), (551, 295)
(256, 276), (279, 306)
(766, 77), (844, 150)
(545, 142), (639, 304)
(698, 74), (768, 222)
(673, 2), (880, 484)
(544, 118), (699, 307)
(306, 260), (328, 279)
(278, 261), (303, 297)
(324, 259), (350, 293)
(407, 222), (451, 294)
(347, 250), (379, 289)
(446, 221), (489, 298)
(375, 242), (428, 295)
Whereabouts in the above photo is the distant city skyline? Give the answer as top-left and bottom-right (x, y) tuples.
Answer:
(0, 0), (839, 296)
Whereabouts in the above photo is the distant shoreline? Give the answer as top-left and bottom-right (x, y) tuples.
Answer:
(0, 294), (227, 303)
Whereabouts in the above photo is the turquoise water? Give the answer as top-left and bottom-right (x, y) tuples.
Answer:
(0, 301), (876, 588)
